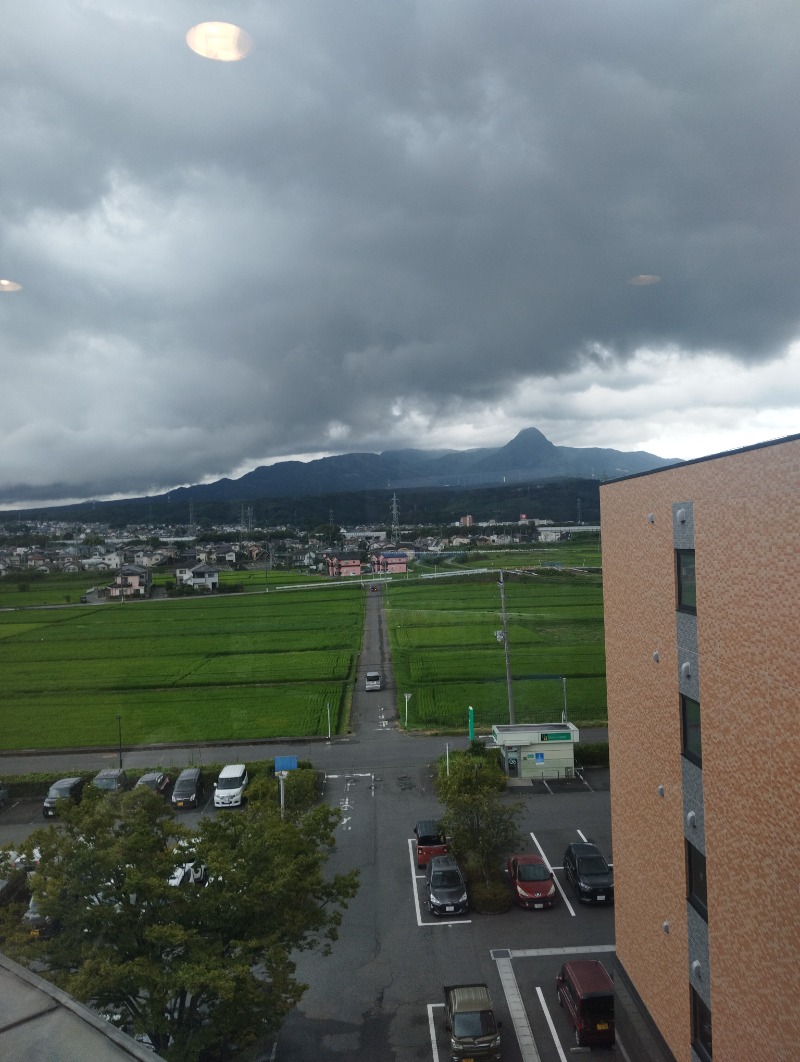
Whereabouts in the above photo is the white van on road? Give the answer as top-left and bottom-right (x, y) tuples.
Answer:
(365, 672), (382, 691)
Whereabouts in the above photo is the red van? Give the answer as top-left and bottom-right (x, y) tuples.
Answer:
(556, 959), (615, 1047)
(413, 819), (448, 868)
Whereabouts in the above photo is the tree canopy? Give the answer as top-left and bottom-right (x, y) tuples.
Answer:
(436, 746), (523, 884)
(1, 779), (358, 1059)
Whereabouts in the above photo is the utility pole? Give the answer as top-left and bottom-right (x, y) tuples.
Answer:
(498, 570), (516, 724)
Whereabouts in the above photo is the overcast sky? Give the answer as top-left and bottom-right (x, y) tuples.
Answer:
(1, 1), (799, 508)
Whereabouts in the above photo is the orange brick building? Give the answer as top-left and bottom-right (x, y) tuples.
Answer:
(600, 434), (799, 1062)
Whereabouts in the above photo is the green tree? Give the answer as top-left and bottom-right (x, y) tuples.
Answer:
(3, 782), (358, 1060)
(436, 751), (523, 884)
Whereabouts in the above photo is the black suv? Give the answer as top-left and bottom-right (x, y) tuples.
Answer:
(43, 776), (85, 817)
(425, 854), (469, 917)
(563, 841), (614, 904)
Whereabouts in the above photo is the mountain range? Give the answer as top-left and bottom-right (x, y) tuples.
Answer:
(162, 427), (678, 503)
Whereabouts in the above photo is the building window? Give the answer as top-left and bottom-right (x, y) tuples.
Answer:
(686, 841), (708, 920)
(681, 695), (702, 766)
(676, 549), (697, 612)
(691, 986), (713, 1060)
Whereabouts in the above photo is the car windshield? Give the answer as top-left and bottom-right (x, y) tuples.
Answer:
(418, 834), (443, 846)
(93, 776), (118, 790)
(174, 780), (194, 794)
(578, 856), (609, 876)
(518, 863), (549, 882)
(217, 777), (243, 791)
(453, 1011), (497, 1038)
(431, 870), (461, 888)
(48, 782), (72, 798)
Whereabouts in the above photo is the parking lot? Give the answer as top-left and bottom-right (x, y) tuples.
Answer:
(273, 762), (620, 1061)
(0, 761), (621, 1061)
(408, 807), (618, 1062)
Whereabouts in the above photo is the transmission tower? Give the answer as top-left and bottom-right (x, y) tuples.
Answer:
(390, 493), (400, 544)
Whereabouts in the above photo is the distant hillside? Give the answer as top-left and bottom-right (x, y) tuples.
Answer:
(0, 428), (678, 528)
(158, 426), (678, 504)
(4, 479), (605, 531)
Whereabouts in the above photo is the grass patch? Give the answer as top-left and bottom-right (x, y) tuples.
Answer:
(387, 570), (606, 730)
(0, 588), (363, 749)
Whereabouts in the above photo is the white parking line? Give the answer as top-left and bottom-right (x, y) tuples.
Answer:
(529, 831), (575, 916)
(536, 986), (569, 1062)
(407, 839), (472, 927)
(495, 956), (542, 1062)
(427, 1002), (444, 1062)
(510, 945), (616, 959)
(323, 773), (374, 779)
(576, 829), (588, 841)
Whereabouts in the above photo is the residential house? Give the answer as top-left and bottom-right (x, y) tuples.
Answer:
(325, 552), (362, 578)
(107, 564), (150, 600)
(372, 551), (408, 575)
(177, 563), (221, 591)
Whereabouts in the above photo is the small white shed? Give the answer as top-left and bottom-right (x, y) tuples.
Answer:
(491, 723), (579, 785)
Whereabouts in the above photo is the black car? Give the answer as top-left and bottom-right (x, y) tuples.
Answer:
(171, 768), (204, 810)
(135, 771), (171, 796)
(425, 854), (469, 917)
(562, 841), (614, 904)
(92, 768), (129, 793)
(43, 776), (85, 817)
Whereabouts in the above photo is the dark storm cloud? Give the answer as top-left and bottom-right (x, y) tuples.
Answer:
(1, 0), (799, 504)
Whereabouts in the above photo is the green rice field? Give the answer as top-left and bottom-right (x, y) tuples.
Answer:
(386, 570), (607, 731)
(0, 539), (606, 748)
(0, 586), (365, 750)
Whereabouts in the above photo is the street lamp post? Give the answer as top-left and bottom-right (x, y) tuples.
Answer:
(404, 693), (411, 728)
(498, 570), (516, 724)
(326, 701), (331, 740)
(116, 714), (122, 768)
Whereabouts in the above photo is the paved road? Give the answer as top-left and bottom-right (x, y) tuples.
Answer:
(279, 590), (615, 1061)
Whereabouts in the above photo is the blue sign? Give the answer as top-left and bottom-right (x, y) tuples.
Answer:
(534, 752), (545, 764)
(274, 756), (298, 772)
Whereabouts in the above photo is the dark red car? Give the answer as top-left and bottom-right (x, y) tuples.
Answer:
(506, 854), (557, 909)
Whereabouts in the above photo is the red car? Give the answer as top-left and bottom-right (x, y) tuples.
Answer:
(507, 854), (557, 909)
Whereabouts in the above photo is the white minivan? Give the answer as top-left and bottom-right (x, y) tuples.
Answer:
(365, 671), (382, 691)
(213, 764), (249, 808)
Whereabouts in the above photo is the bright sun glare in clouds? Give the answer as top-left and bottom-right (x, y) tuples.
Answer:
(186, 22), (253, 62)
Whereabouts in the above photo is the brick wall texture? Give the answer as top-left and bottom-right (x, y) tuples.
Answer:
(600, 436), (799, 1062)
